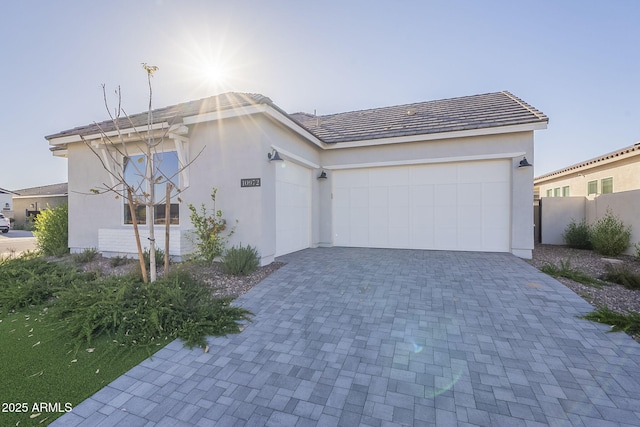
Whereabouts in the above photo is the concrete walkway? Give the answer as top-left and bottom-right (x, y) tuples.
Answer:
(52, 248), (640, 426)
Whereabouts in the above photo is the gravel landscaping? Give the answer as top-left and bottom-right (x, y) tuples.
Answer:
(527, 244), (640, 343)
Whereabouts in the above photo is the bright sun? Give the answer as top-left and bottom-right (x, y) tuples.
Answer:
(201, 62), (229, 87)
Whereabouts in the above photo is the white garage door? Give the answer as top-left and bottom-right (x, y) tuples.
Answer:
(276, 161), (312, 256)
(332, 160), (511, 252)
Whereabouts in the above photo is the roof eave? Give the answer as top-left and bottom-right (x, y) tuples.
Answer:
(534, 145), (640, 184)
(324, 121), (547, 150)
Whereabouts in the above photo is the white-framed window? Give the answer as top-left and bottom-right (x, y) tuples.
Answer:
(546, 189), (553, 197)
(562, 186), (570, 197)
(123, 151), (180, 225)
(601, 177), (613, 194)
(553, 187), (561, 197)
(587, 180), (597, 195)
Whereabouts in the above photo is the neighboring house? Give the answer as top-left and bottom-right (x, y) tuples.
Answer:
(534, 142), (640, 199)
(12, 183), (68, 226)
(45, 91), (547, 263)
(0, 187), (17, 219)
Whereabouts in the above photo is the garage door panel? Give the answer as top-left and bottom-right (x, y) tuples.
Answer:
(458, 206), (482, 227)
(276, 163), (311, 257)
(350, 226), (369, 246)
(350, 188), (369, 207)
(412, 206), (435, 227)
(458, 183), (482, 206)
(370, 167), (408, 186)
(370, 187), (388, 208)
(389, 227), (409, 247)
(435, 227), (457, 249)
(435, 205), (457, 227)
(411, 227), (434, 248)
(411, 185), (434, 206)
(412, 163), (456, 183)
(389, 186), (409, 206)
(333, 160), (510, 253)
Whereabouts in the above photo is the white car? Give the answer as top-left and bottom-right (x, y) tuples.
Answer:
(0, 213), (10, 233)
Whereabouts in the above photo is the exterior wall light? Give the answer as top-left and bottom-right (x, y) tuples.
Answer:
(318, 170), (327, 179)
(267, 150), (283, 161)
(519, 157), (533, 167)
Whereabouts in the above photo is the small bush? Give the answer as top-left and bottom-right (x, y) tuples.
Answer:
(188, 188), (236, 262)
(53, 270), (251, 348)
(540, 259), (604, 287)
(600, 264), (640, 290)
(223, 245), (260, 276)
(72, 248), (99, 265)
(32, 204), (69, 256)
(563, 219), (591, 249)
(110, 255), (131, 267)
(635, 242), (640, 258)
(0, 255), (81, 312)
(589, 210), (631, 256)
(581, 307), (640, 336)
(143, 247), (165, 271)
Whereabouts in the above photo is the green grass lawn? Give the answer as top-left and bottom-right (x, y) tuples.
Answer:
(0, 305), (163, 426)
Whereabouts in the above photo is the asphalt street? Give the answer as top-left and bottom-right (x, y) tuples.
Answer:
(0, 231), (36, 257)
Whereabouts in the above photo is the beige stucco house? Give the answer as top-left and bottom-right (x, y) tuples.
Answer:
(46, 91), (547, 263)
(12, 183), (68, 226)
(534, 142), (640, 199)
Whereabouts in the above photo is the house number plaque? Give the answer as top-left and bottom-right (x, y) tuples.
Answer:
(241, 178), (261, 188)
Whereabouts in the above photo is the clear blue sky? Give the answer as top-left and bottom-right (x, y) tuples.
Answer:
(2, 0), (639, 190)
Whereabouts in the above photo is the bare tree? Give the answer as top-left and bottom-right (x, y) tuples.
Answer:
(83, 64), (199, 282)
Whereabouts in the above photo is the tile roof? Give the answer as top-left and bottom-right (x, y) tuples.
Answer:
(534, 142), (640, 182)
(46, 91), (547, 145)
(12, 183), (68, 197)
(45, 93), (272, 140)
(290, 91), (548, 143)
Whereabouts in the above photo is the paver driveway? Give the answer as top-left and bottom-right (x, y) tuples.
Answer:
(53, 248), (640, 426)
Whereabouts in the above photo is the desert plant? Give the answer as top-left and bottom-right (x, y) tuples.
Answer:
(223, 244), (260, 276)
(540, 259), (604, 287)
(71, 248), (99, 265)
(110, 255), (131, 267)
(581, 307), (640, 336)
(600, 264), (640, 290)
(589, 210), (631, 256)
(563, 219), (591, 249)
(188, 188), (236, 262)
(32, 204), (69, 256)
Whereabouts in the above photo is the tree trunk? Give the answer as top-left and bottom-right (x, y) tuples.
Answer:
(164, 183), (172, 275)
(128, 188), (148, 283)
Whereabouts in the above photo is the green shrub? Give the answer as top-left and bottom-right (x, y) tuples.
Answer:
(581, 307), (640, 335)
(32, 204), (69, 256)
(71, 248), (99, 265)
(52, 270), (251, 348)
(0, 255), (81, 312)
(223, 244), (260, 276)
(110, 255), (131, 267)
(188, 188), (236, 262)
(563, 219), (591, 249)
(635, 242), (640, 258)
(540, 259), (604, 287)
(589, 210), (631, 256)
(143, 247), (165, 271)
(600, 264), (640, 290)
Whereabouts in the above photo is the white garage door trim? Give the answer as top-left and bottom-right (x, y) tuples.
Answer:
(275, 162), (312, 256)
(332, 160), (511, 252)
